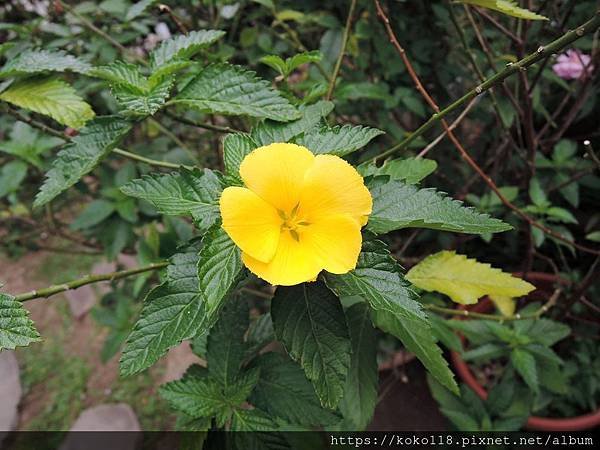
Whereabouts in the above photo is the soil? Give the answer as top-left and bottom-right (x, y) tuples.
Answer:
(370, 361), (448, 431)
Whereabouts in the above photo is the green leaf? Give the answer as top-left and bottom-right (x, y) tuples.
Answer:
(325, 238), (458, 394)
(295, 125), (384, 157)
(271, 282), (351, 409)
(222, 133), (257, 185)
(462, 343), (507, 362)
(0, 49), (91, 77)
(510, 348), (539, 393)
(405, 251), (535, 305)
(458, 0), (548, 20)
(121, 226), (242, 376)
(366, 178), (512, 235)
(358, 157), (437, 184)
(160, 365), (259, 424)
(120, 250), (204, 376)
(338, 303), (378, 430)
(34, 116), (131, 207)
(0, 160), (28, 198)
(126, 0), (159, 20)
(173, 63), (299, 121)
(260, 55), (288, 76)
(0, 121), (63, 169)
(0, 293), (41, 350)
(91, 61), (173, 116)
(151, 30), (225, 68)
(427, 375), (479, 431)
(250, 100), (334, 146)
(120, 168), (222, 231)
(0, 77), (94, 129)
(524, 319), (570, 347)
(70, 199), (115, 230)
(286, 50), (322, 73)
(249, 352), (339, 426)
(529, 177), (548, 207)
(196, 226), (243, 318)
(207, 297), (248, 386)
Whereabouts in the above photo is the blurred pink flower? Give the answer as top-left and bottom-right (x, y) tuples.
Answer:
(552, 49), (594, 80)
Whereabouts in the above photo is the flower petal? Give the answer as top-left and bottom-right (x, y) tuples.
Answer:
(303, 214), (362, 274)
(242, 231), (321, 286)
(220, 186), (281, 263)
(298, 154), (372, 225)
(239, 143), (315, 212)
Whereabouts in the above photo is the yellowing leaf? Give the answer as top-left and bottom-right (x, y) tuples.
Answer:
(489, 295), (516, 316)
(0, 77), (94, 129)
(459, 0), (548, 21)
(405, 251), (535, 305)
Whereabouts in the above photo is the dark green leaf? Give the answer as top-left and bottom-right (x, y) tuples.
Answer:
(511, 348), (539, 393)
(295, 125), (384, 157)
(358, 157), (437, 184)
(70, 199), (115, 230)
(325, 238), (457, 393)
(0, 293), (41, 350)
(151, 30), (226, 68)
(271, 282), (351, 408)
(0, 49), (91, 77)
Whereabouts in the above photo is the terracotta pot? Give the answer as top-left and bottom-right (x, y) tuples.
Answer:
(450, 272), (600, 431)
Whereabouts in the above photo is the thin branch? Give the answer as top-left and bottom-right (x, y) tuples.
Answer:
(473, 7), (522, 45)
(4, 107), (67, 140)
(374, 0), (600, 256)
(425, 289), (561, 322)
(164, 111), (241, 134)
(325, 0), (358, 100)
(148, 117), (199, 164)
(112, 148), (191, 169)
(373, 7), (600, 162)
(584, 139), (600, 170)
(15, 262), (168, 302)
(158, 3), (188, 34)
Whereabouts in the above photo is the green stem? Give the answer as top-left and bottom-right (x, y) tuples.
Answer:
(4, 107), (67, 140)
(424, 289), (561, 322)
(15, 262), (168, 302)
(325, 0), (358, 100)
(374, 10), (600, 162)
(112, 148), (192, 170)
(164, 111), (241, 134)
(148, 117), (199, 164)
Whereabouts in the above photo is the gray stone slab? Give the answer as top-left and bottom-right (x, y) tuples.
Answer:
(65, 285), (96, 319)
(0, 351), (21, 432)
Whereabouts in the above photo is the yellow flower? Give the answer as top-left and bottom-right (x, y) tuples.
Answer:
(220, 143), (372, 286)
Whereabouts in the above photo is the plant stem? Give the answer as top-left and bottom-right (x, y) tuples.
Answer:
(15, 262), (168, 302)
(148, 117), (199, 164)
(4, 107), (67, 140)
(325, 0), (358, 100)
(374, 8), (600, 161)
(425, 289), (561, 322)
(164, 111), (241, 134)
(112, 148), (191, 170)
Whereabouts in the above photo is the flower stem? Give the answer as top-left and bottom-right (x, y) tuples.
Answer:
(326, 0), (358, 101)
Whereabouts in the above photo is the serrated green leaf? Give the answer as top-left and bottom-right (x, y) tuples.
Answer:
(160, 365), (259, 423)
(260, 55), (288, 76)
(405, 251), (535, 305)
(0, 160), (27, 198)
(0, 49), (91, 77)
(151, 30), (226, 68)
(196, 226), (243, 317)
(426, 375), (480, 430)
(358, 157), (437, 184)
(286, 50), (322, 73)
(271, 282), (351, 409)
(338, 303), (378, 430)
(459, 0), (548, 20)
(0, 77), (94, 129)
(120, 229), (243, 376)
(0, 293), (41, 350)
(207, 297), (248, 386)
(523, 319), (570, 347)
(126, 0), (159, 20)
(173, 64), (299, 121)
(0, 121), (63, 169)
(249, 352), (340, 426)
(295, 125), (384, 157)
(120, 168), (222, 232)
(366, 178), (512, 235)
(222, 133), (257, 185)
(34, 116), (131, 207)
(325, 238), (458, 394)
(250, 100), (334, 146)
(91, 61), (173, 116)
(511, 348), (539, 393)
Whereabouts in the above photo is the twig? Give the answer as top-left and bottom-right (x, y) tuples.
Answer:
(374, 0), (600, 256)
(373, 7), (600, 162)
(148, 117), (198, 163)
(158, 3), (188, 34)
(112, 148), (191, 169)
(584, 140), (600, 170)
(425, 288), (561, 322)
(4, 107), (67, 140)
(164, 111), (241, 134)
(325, 0), (358, 100)
(473, 7), (522, 45)
(15, 262), (168, 302)
(416, 97), (477, 158)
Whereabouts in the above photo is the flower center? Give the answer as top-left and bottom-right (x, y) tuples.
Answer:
(278, 204), (310, 241)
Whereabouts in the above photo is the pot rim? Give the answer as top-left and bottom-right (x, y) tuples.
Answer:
(449, 272), (600, 431)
